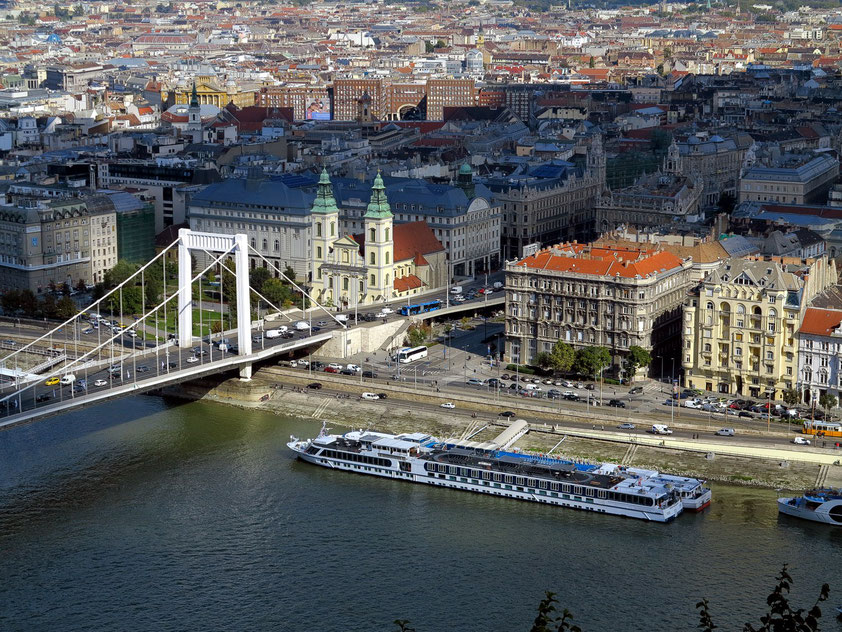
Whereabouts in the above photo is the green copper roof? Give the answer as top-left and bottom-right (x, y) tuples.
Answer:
(458, 162), (472, 175)
(364, 172), (392, 219)
(190, 81), (199, 108)
(311, 168), (338, 215)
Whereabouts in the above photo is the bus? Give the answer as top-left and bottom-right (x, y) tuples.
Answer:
(396, 346), (428, 364)
(399, 300), (443, 317)
(803, 420), (842, 437)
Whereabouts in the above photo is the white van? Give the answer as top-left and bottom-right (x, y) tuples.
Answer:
(651, 424), (673, 435)
(451, 286), (463, 294)
(266, 329), (282, 339)
(294, 321), (310, 331)
(346, 364), (361, 372)
(525, 383), (542, 391)
(361, 392), (380, 401)
(335, 315), (349, 323)
(493, 281), (503, 290)
(60, 373), (76, 385)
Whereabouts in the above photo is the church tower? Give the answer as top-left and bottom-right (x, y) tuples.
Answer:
(357, 91), (373, 123)
(588, 133), (606, 188)
(310, 168), (339, 297)
(456, 162), (475, 199)
(187, 81), (202, 142)
(664, 139), (681, 175)
(363, 173), (394, 303)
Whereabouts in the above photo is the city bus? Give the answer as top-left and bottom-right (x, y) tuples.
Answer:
(396, 346), (428, 364)
(399, 300), (442, 317)
(802, 420), (842, 438)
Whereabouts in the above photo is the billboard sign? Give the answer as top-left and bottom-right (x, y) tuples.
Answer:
(306, 98), (331, 121)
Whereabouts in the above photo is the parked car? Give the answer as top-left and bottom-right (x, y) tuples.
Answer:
(376, 393), (388, 400)
(501, 374), (511, 380)
(361, 370), (378, 378)
(629, 386), (644, 395)
(340, 368), (356, 375)
(328, 363), (343, 371)
(499, 411), (516, 417)
(607, 399), (626, 408)
(307, 382), (322, 389)
(563, 393), (580, 401)
(562, 380), (574, 388)
(323, 367), (339, 373)
(684, 399), (703, 409)
(94, 379), (107, 387)
(585, 383), (596, 391)
(738, 411), (754, 418)
(467, 378), (485, 386)
(440, 402), (456, 409)
(618, 423), (636, 430)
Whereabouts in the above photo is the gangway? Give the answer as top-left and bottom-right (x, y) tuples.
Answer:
(492, 419), (530, 450)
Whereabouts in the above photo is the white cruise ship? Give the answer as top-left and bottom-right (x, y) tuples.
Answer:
(288, 422), (710, 523)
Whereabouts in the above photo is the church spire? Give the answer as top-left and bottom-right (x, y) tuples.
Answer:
(190, 81), (199, 108)
(311, 168), (338, 215)
(365, 172), (392, 219)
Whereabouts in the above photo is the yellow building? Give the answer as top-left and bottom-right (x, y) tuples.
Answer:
(162, 77), (256, 109)
(682, 255), (836, 400)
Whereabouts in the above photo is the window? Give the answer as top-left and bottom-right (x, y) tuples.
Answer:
(343, 278), (349, 291)
(316, 246), (322, 258)
(370, 228), (376, 242)
(330, 222), (336, 237)
(385, 252), (390, 264)
(385, 227), (390, 241)
(316, 222), (322, 237)
(370, 252), (375, 265)
(370, 274), (375, 287)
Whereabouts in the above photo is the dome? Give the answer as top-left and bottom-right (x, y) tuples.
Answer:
(459, 162), (473, 175)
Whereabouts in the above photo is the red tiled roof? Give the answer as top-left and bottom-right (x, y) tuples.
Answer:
(413, 252), (429, 266)
(799, 308), (842, 336)
(394, 274), (424, 292)
(352, 221), (444, 264)
(516, 243), (685, 278)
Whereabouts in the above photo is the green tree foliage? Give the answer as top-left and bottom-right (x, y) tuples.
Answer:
(782, 389), (799, 407)
(819, 393), (837, 411)
(56, 296), (77, 319)
(588, 56), (595, 68)
(104, 260), (140, 289)
(42, 293), (58, 319)
(573, 346), (611, 379)
(534, 352), (554, 370)
(550, 340), (575, 373)
(405, 323), (430, 347)
(249, 267), (271, 294)
(530, 592), (581, 632)
(75, 279), (87, 292)
(625, 345), (652, 382)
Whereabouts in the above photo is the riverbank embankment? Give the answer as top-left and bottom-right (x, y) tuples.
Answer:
(159, 367), (842, 491)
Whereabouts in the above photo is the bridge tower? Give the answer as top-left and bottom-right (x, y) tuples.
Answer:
(178, 228), (253, 378)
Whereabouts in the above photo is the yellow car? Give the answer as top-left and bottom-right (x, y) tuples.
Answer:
(45, 377), (60, 386)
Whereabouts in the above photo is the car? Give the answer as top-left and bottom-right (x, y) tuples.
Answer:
(575, 382), (584, 389)
(583, 383), (595, 390)
(547, 391), (561, 400)
(361, 392), (380, 400)
(716, 428), (735, 436)
(317, 321), (328, 327)
(381, 307), (394, 314)
(361, 370), (378, 378)
(328, 363), (343, 371)
(82, 328), (93, 335)
(60, 374), (76, 385)
(629, 386), (644, 395)
(509, 383), (519, 390)
(340, 368), (356, 375)
(168, 362), (178, 369)
(501, 374), (510, 380)
(94, 379), (107, 387)
(563, 393), (580, 401)
(186, 356), (199, 364)
(346, 364), (361, 372)
(607, 399), (626, 408)
(562, 380), (574, 388)
(738, 411), (754, 418)
(618, 423), (636, 430)
(499, 411), (516, 417)
(589, 397), (601, 406)
(487, 378), (500, 387)
(792, 436), (811, 445)
(543, 379), (554, 385)
(311, 361), (325, 370)
(137, 365), (149, 373)
(376, 393), (388, 400)
(36, 393), (51, 403)
(311, 327), (321, 332)
(440, 402), (456, 409)
(324, 367), (339, 373)
(307, 382), (322, 389)
(466, 378), (485, 386)
(684, 399), (703, 409)
(45, 377), (60, 386)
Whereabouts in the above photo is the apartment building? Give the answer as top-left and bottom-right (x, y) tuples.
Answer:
(739, 152), (839, 205)
(504, 242), (693, 373)
(333, 79), (389, 121)
(674, 133), (753, 208)
(426, 78), (476, 121)
(256, 85), (332, 120)
(488, 136), (605, 258)
(682, 256), (837, 399)
(796, 307), (842, 405)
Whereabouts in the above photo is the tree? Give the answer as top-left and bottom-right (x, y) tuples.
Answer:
(405, 323), (429, 347)
(574, 346), (611, 379)
(104, 260), (139, 289)
(56, 296), (77, 319)
(283, 264), (296, 284)
(75, 279), (87, 293)
(550, 340), (575, 373)
(534, 352), (554, 370)
(588, 56), (595, 68)
(19, 290), (38, 317)
(530, 592), (581, 632)
(42, 293), (58, 319)
(819, 393), (837, 411)
(61, 282), (71, 296)
(262, 278), (291, 308)
(249, 267), (271, 295)
(1, 289), (21, 315)
(782, 389), (799, 407)
(663, 46), (673, 60)
(625, 346), (652, 383)
(425, 41), (435, 53)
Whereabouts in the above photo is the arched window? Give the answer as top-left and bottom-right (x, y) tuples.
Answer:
(330, 222), (336, 237)
(359, 280), (364, 293)
(736, 304), (745, 314)
(753, 306), (762, 315)
(370, 228), (376, 242)
(385, 227), (390, 241)
(316, 246), (322, 259)
(385, 273), (390, 288)
(250, 238), (256, 249)
(385, 252), (390, 264)
(370, 252), (375, 265)
(262, 239), (267, 251)
(316, 222), (322, 237)
(768, 308), (777, 332)
(274, 240), (279, 252)
(369, 273), (375, 287)
(706, 301), (714, 310)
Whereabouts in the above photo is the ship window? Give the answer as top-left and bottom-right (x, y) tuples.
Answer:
(493, 473), (502, 482)
(539, 480), (548, 489)
(516, 477), (526, 486)
(482, 471), (492, 480)
(550, 482), (559, 491)
(504, 475), (514, 484)
(448, 466), (457, 475)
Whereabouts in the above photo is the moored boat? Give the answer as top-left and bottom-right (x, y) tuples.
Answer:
(288, 423), (710, 523)
(777, 488), (842, 525)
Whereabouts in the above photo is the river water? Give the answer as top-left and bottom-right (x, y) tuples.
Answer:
(1, 396), (841, 632)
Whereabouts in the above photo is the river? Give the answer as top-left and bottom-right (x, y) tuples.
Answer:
(1, 396), (841, 632)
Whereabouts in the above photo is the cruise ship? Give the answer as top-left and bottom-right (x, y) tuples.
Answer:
(778, 488), (842, 525)
(288, 421), (710, 523)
